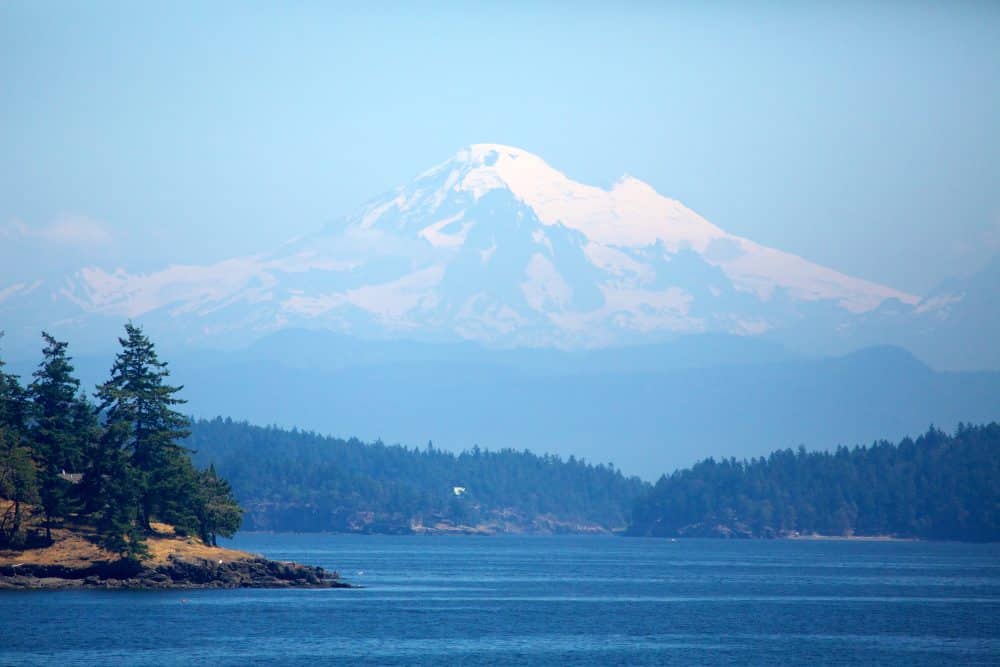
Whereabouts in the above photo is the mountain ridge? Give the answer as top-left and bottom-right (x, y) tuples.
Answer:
(3, 332), (995, 477)
(1, 144), (995, 369)
(65, 145), (919, 336)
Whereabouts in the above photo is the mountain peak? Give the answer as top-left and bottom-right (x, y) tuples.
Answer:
(462, 143), (533, 162)
(410, 144), (716, 251)
(40, 144), (921, 351)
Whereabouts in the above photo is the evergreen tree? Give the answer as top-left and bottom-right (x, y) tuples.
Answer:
(28, 333), (87, 540)
(0, 333), (29, 435)
(2, 326), (245, 557)
(0, 333), (38, 546)
(74, 395), (110, 519)
(195, 464), (243, 546)
(95, 323), (193, 531)
(0, 427), (39, 547)
(86, 420), (148, 560)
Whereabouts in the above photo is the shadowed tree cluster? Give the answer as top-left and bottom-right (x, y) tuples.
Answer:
(627, 424), (1000, 542)
(186, 420), (647, 533)
(0, 325), (242, 557)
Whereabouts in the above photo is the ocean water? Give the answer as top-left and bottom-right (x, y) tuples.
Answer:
(1, 535), (998, 665)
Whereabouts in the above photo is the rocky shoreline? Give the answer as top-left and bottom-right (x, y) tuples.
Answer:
(0, 515), (355, 591)
(0, 554), (352, 590)
(627, 519), (918, 540)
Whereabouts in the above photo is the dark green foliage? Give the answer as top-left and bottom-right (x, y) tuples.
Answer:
(0, 333), (37, 546)
(95, 323), (193, 533)
(187, 418), (647, 532)
(195, 464), (243, 546)
(87, 421), (148, 559)
(28, 333), (88, 539)
(0, 427), (39, 547)
(0, 326), (243, 557)
(627, 424), (1000, 542)
(0, 339), (29, 434)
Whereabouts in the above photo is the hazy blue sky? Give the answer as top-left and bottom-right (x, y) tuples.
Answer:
(2, 1), (998, 294)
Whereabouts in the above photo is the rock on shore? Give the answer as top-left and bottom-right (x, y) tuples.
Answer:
(0, 554), (351, 590)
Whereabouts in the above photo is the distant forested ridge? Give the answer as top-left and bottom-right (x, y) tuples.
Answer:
(187, 418), (646, 534)
(627, 424), (1000, 542)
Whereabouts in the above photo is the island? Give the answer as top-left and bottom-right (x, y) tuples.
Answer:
(1, 326), (349, 590)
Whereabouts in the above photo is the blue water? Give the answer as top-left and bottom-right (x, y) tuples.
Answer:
(1, 535), (998, 665)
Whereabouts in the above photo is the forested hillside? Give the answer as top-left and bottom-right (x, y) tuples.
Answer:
(627, 424), (1000, 542)
(187, 418), (646, 533)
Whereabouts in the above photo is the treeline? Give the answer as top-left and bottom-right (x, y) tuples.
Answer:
(0, 326), (241, 557)
(627, 424), (1000, 542)
(187, 418), (647, 532)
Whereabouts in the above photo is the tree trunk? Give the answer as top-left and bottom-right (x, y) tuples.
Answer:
(12, 499), (21, 542)
(139, 500), (152, 532)
(10, 498), (21, 546)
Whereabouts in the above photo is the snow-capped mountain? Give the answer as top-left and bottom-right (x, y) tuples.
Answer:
(35, 144), (925, 350)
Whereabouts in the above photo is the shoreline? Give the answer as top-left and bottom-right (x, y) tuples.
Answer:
(0, 523), (353, 591)
(781, 533), (920, 542)
(229, 530), (963, 544)
(0, 556), (352, 590)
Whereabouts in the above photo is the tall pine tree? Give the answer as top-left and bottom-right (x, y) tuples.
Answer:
(0, 427), (38, 547)
(0, 332), (29, 436)
(195, 464), (243, 546)
(85, 420), (148, 559)
(95, 323), (194, 532)
(0, 334), (37, 546)
(28, 333), (87, 540)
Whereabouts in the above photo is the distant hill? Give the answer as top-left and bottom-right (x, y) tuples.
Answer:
(187, 418), (647, 534)
(8, 336), (999, 476)
(627, 423), (1000, 542)
(174, 341), (998, 477)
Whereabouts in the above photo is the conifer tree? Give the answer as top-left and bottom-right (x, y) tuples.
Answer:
(196, 464), (243, 546)
(28, 333), (86, 540)
(0, 333), (29, 435)
(85, 420), (148, 559)
(0, 334), (38, 546)
(70, 393), (103, 514)
(95, 323), (193, 531)
(0, 427), (39, 547)
(2, 326), (246, 557)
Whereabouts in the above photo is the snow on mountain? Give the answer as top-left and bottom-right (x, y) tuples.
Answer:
(359, 144), (914, 311)
(52, 144), (920, 348)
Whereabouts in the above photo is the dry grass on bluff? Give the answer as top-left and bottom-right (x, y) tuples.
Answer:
(0, 501), (252, 568)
